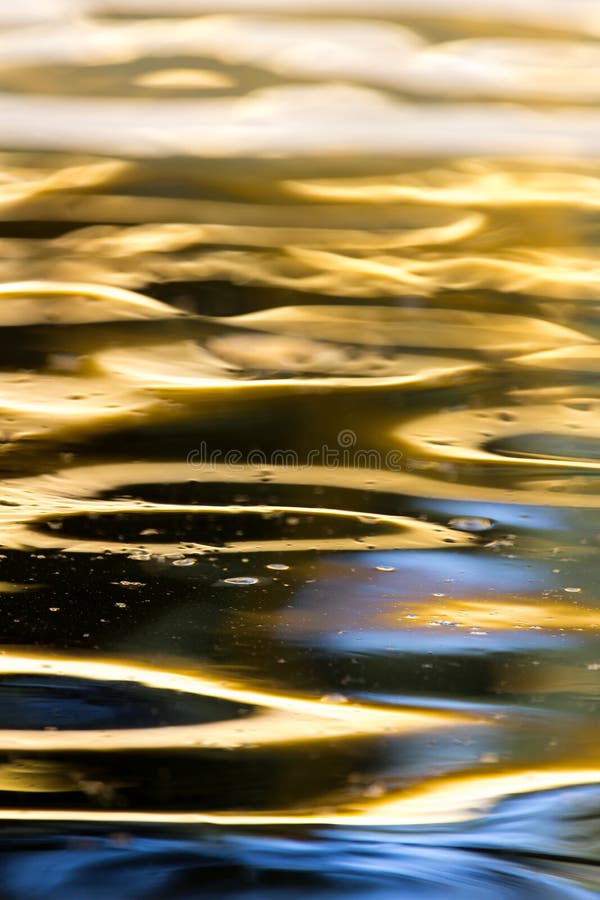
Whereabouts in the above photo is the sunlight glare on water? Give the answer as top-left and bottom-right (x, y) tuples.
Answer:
(0, 1), (599, 897)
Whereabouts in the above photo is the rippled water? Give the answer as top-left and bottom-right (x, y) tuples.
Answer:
(1, 2), (600, 897)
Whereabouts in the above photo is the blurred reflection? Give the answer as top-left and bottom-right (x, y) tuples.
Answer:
(0, 0), (599, 897)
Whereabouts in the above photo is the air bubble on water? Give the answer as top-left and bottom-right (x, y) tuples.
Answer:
(564, 586), (581, 593)
(375, 565), (395, 572)
(223, 576), (259, 586)
(172, 558), (196, 567)
(448, 517), (493, 533)
(266, 563), (289, 570)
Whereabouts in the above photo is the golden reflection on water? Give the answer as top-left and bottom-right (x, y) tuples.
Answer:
(0, 7), (600, 895)
(2, 765), (600, 829)
(0, 651), (483, 752)
(265, 597), (600, 634)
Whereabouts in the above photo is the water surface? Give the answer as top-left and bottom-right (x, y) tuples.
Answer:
(0, 2), (599, 896)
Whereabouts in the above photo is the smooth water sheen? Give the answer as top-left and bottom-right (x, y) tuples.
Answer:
(0, 2), (600, 897)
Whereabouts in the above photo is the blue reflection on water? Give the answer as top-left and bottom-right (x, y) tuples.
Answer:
(277, 550), (569, 656)
(327, 629), (575, 654)
(2, 786), (599, 898)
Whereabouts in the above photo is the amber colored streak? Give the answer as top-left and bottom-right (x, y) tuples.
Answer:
(10, 462), (600, 532)
(350, 767), (600, 825)
(0, 215), (484, 286)
(0, 372), (170, 442)
(286, 165), (600, 209)
(133, 69), (237, 89)
(274, 248), (600, 301)
(0, 351), (479, 449)
(0, 158), (129, 206)
(0, 583), (39, 593)
(0, 280), (183, 324)
(255, 598), (600, 636)
(0, 766), (598, 827)
(0, 502), (474, 554)
(49, 215), (484, 253)
(222, 305), (589, 355)
(95, 340), (480, 393)
(381, 599), (600, 631)
(399, 396), (600, 471)
(39, 244), (600, 301)
(0, 761), (77, 794)
(0, 652), (482, 752)
(0, 191), (484, 231)
(513, 345), (600, 373)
